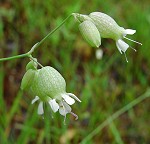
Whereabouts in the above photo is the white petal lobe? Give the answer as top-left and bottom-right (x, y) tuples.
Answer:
(59, 101), (72, 116)
(37, 102), (44, 115)
(116, 39), (129, 53)
(62, 94), (75, 105)
(125, 29), (136, 35)
(31, 96), (39, 104)
(59, 102), (66, 116)
(49, 99), (59, 113)
(63, 101), (72, 113)
(67, 93), (81, 102)
(59, 107), (66, 116)
(95, 49), (103, 60)
(116, 42), (122, 54)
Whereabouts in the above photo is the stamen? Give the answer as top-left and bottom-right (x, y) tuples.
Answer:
(70, 112), (78, 120)
(130, 46), (137, 52)
(63, 115), (66, 125)
(124, 37), (142, 45)
(124, 52), (128, 63)
(62, 102), (66, 125)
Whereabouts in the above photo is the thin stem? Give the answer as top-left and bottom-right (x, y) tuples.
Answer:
(0, 53), (29, 62)
(0, 14), (73, 62)
(30, 14), (73, 53)
(29, 55), (43, 68)
(80, 89), (150, 144)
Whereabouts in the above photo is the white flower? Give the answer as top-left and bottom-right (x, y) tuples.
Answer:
(31, 93), (81, 121)
(21, 66), (81, 122)
(116, 29), (142, 62)
(88, 12), (142, 61)
(95, 49), (103, 60)
(73, 12), (142, 62)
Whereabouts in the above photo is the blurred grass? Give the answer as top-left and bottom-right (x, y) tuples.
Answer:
(0, 0), (150, 144)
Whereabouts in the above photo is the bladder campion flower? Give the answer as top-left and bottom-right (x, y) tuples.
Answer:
(73, 12), (142, 62)
(79, 20), (101, 48)
(21, 62), (81, 121)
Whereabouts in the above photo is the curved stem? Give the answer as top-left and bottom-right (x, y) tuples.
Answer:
(0, 14), (73, 62)
(80, 89), (150, 144)
(0, 53), (29, 62)
(30, 14), (73, 53)
(29, 55), (43, 68)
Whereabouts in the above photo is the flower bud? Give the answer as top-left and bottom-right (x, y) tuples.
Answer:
(72, 13), (92, 22)
(21, 69), (36, 90)
(79, 20), (101, 48)
(26, 58), (38, 71)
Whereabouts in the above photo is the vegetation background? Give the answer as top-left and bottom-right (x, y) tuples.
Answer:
(0, 0), (150, 143)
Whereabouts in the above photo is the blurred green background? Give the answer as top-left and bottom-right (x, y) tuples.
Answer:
(0, 0), (150, 144)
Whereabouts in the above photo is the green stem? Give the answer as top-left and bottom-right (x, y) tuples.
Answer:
(0, 14), (73, 62)
(80, 89), (150, 144)
(0, 53), (29, 62)
(29, 14), (73, 53)
(29, 55), (43, 68)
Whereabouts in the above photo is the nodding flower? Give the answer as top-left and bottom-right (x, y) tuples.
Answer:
(21, 63), (81, 123)
(73, 12), (142, 62)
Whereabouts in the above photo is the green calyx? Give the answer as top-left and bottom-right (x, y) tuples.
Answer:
(74, 12), (124, 41)
(26, 58), (38, 71)
(36, 66), (66, 99)
(88, 12), (123, 40)
(21, 66), (66, 101)
(79, 20), (101, 48)
(21, 59), (38, 91)
(21, 69), (36, 91)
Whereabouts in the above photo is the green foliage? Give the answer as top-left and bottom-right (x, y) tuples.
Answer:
(0, 0), (150, 144)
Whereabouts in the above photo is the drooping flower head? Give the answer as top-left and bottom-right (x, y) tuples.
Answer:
(73, 12), (142, 62)
(21, 61), (81, 122)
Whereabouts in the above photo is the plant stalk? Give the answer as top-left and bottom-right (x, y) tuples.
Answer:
(0, 53), (29, 62)
(0, 14), (73, 62)
(80, 89), (150, 144)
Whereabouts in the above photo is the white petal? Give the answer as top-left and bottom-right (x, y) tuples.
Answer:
(37, 102), (44, 115)
(116, 39), (129, 53)
(31, 96), (39, 104)
(125, 29), (136, 35)
(95, 49), (103, 60)
(59, 101), (71, 116)
(61, 94), (75, 105)
(48, 99), (59, 113)
(59, 102), (66, 116)
(63, 101), (72, 113)
(59, 107), (66, 116)
(67, 93), (81, 102)
(116, 42), (122, 54)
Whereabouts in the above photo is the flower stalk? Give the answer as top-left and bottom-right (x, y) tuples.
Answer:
(0, 14), (73, 62)
(0, 53), (29, 62)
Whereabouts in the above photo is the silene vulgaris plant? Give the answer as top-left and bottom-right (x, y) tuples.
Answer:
(0, 12), (142, 122)
(73, 12), (142, 62)
(21, 60), (81, 121)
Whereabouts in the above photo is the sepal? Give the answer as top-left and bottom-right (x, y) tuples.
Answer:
(26, 58), (38, 71)
(79, 20), (101, 48)
(21, 69), (36, 90)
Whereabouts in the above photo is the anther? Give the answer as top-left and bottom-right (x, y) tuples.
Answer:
(124, 37), (142, 45)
